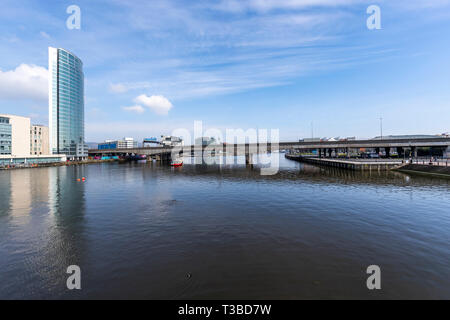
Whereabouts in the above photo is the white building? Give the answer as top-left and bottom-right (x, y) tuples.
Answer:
(0, 114), (66, 166)
(98, 137), (138, 150)
(160, 136), (183, 147)
(118, 137), (138, 149)
(0, 114), (30, 156)
(30, 124), (50, 155)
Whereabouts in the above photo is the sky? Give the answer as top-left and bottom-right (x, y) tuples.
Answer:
(0, 0), (449, 142)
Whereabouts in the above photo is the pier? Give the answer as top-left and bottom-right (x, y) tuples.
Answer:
(285, 154), (404, 171)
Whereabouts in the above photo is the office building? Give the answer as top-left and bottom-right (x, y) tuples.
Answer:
(98, 137), (138, 150)
(49, 47), (87, 160)
(0, 116), (12, 155)
(30, 125), (50, 155)
(0, 114), (65, 166)
(119, 137), (138, 149)
(161, 136), (183, 147)
(0, 114), (30, 155)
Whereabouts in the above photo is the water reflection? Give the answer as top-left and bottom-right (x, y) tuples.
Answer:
(0, 157), (449, 299)
(0, 166), (86, 299)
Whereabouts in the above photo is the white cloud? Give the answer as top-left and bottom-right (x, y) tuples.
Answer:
(109, 83), (128, 93)
(122, 105), (145, 114)
(134, 94), (173, 115)
(0, 64), (48, 102)
(216, 0), (368, 12)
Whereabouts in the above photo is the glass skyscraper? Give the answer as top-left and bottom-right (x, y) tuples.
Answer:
(48, 47), (87, 160)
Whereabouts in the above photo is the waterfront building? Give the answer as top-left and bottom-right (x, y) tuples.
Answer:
(119, 137), (138, 149)
(0, 114), (31, 156)
(161, 136), (183, 147)
(48, 47), (87, 160)
(97, 141), (117, 150)
(0, 114), (66, 167)
(30, 125), (50, 155)
(0, 116), (12, 155)
(143, 137), (162, 148)
(0, 154), (66, 167)
(98, 137), (138, 150)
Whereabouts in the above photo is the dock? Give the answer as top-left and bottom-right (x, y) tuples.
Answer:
(285, 154), (404, 171)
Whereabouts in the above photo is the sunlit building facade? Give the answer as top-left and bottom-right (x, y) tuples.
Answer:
(0, 114), (30, 156)
(30, 125), (50, 155)
(48, 47), (87, 160)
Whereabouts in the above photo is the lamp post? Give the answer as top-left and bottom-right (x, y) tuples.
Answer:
(379, 117), (383, 140)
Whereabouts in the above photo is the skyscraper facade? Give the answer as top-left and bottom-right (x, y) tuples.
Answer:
(48, 47), (87, 160)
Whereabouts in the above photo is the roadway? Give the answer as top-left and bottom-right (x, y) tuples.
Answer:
(89, 137), (450, 157)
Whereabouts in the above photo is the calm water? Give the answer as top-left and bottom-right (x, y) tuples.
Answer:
(0, 155), (449, 299)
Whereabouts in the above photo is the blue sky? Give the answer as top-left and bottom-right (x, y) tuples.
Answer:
(0, 0), (449, 142)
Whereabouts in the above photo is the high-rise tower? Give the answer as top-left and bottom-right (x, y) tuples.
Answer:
(48, 47), (87, 160)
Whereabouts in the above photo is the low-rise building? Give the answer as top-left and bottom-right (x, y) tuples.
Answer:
(0, 114), (30, 156)
(161, 136), (183, 147)
(30, 125), (50, 155)
(0, 114), (65, 166)
(98, 137), (138, 150)
(143, 137), (162, 148)
(0, 116), (12, 155)
(119, 137), (138, 149)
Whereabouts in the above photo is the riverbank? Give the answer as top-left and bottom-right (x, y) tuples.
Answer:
(0, 158), (120, 170)
(285, 154), (403, 171)
(394, 163), (450, 178)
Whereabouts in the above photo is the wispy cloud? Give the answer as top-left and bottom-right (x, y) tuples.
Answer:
(1, 0), (449, 140)
(39, 31), (50, 39)
(109, 83), (128, 93)
(214, 0), (369, 12)
(122, 105), (145, 114)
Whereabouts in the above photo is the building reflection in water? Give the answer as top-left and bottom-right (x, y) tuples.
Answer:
(0, 166), (87, 298)
(9, 169), (32, 220)
(0, 171), (11, 218)
(47, 165), (87, 266)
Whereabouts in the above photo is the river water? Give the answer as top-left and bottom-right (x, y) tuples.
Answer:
(0, 155), (449, 299)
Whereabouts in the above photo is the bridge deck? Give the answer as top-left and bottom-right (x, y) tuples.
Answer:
(88, 137), (450, 155)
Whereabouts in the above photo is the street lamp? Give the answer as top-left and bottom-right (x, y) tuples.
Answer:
(379, 117), (383, 140)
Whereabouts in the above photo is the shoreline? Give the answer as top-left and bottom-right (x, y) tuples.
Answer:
(0, 158), (120, 170)
(393, 164), (450, 179)
(285, 154), (450, 177)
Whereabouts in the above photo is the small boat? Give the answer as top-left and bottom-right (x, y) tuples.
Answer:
(171, 159), (183, 167)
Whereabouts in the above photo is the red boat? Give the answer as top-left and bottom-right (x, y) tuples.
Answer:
(171, 159), (183, 167)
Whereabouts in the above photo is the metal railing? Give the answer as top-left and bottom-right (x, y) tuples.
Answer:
(410, 158), (449, 167)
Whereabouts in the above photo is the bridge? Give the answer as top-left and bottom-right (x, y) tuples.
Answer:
(89, 137), (450, 162)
